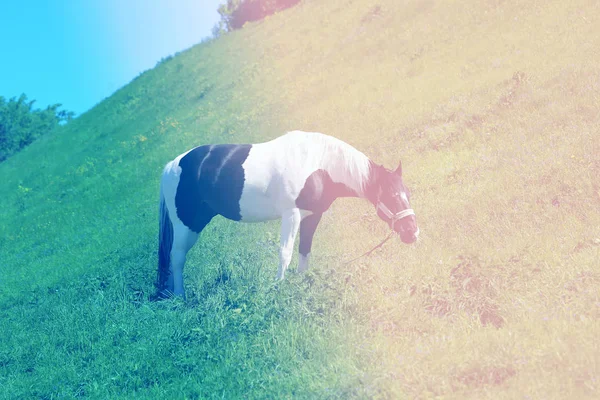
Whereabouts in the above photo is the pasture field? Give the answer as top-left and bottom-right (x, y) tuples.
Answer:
(1, 0), (599, 398)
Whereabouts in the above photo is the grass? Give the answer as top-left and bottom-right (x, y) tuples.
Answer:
(1, 0), (599, 398)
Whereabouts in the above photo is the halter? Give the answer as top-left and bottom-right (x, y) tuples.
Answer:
(376, 202), (415, 231)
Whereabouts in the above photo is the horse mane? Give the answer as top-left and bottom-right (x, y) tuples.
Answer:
(285, 131), (372, 196)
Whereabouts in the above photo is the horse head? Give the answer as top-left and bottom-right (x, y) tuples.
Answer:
(369, 161), (419, 244)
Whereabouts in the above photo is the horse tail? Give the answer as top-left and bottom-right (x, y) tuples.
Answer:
(157, 184), (173, 293)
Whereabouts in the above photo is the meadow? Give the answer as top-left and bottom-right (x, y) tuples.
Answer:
(1, 0), (599, 398)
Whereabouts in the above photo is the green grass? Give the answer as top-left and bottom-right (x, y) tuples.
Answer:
(1, 0), (599, 398)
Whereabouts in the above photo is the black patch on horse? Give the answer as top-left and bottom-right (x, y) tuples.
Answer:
(299, 213), (322, 256)
(176, 144), (251, 231)
(295, 169), (358, 213)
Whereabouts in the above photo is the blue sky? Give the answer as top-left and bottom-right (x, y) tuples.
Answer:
(0, 1), (222, 116)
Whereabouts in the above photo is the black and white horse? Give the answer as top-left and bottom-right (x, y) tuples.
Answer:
(157, 131), (419, 297)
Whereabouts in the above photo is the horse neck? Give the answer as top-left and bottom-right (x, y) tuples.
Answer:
(362, 160), (380, 205)
(323, 151), (377, 202)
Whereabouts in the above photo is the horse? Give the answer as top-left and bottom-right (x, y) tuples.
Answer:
(157, 131), (419, 298)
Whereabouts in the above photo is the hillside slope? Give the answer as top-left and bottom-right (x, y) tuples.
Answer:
(1, 0), (599, 398)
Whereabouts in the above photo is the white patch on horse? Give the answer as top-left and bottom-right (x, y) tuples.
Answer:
(300, 210), (314, 219)
(197, 144), (214, 179)
(400, 192), (409, 206)
(277, 208), (301, 280)
(212, 146), (239, 184)
(298, 253), (310, 273)
(161, 149), (193, 220)
(239, 131), (370, 222)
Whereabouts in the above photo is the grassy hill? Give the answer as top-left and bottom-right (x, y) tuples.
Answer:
(1, 0), (599, 398)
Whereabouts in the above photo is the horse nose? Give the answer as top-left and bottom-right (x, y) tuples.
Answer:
(404, 226), (419, 243)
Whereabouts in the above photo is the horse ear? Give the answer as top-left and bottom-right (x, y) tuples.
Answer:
(395, 160), (402, 176)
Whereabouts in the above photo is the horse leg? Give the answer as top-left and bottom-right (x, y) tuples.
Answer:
(168, 223), (199, 298)
(276, 208), (301, 280)
(298, 212), (323, 273)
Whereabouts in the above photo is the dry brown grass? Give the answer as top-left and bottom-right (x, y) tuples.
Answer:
(231, 0), (600, 397)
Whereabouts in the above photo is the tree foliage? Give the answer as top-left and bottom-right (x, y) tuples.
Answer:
(0, 94), (74, 162)
(217, 0), (301, 32)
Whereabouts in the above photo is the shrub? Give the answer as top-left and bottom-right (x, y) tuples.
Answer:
(217, 0), (301, 31)
(0, 94), (73, 162)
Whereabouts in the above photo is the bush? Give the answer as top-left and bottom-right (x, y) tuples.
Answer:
(0, 94), (74, 162)
(217, 0), (301, 31)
